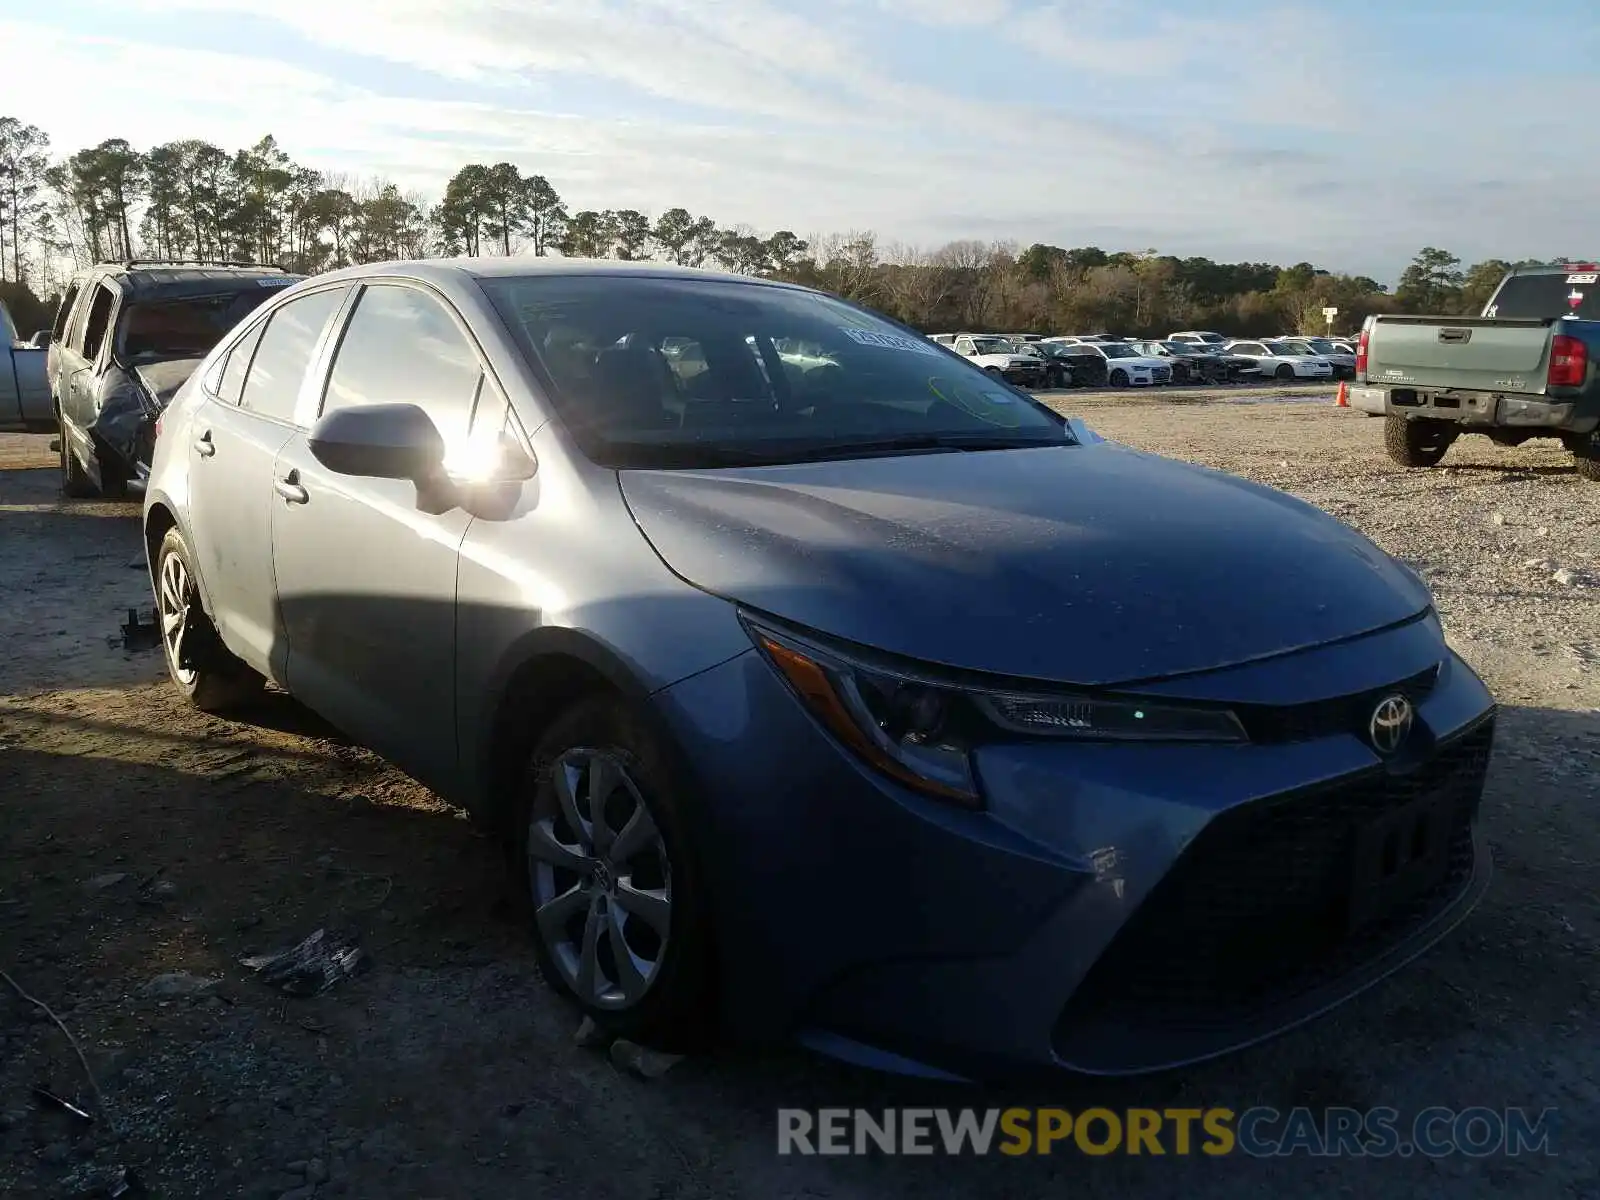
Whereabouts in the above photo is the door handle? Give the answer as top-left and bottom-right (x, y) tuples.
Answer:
(273, 471), (308, 505)
(193, 430), (215, 457)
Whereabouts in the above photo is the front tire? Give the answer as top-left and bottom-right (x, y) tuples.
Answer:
(1109, 369), (1129, 388)
(1275, 363), (1296, 380)
(1385, 415), (1456, 468)
(513, 696), (714, 1052)
(154, 526), (264, 711)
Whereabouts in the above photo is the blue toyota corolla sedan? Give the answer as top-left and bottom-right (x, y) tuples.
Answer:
(142, 259), (1496, 1080)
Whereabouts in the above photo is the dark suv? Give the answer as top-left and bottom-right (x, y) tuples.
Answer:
(48, 259), (302, 495)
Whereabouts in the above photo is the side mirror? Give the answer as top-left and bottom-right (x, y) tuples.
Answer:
(308, 403), (445, 481)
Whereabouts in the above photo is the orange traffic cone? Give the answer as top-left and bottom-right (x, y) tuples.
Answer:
(1336, 380), (1348, 407)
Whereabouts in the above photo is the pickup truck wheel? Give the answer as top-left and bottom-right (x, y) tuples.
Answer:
(1566, 432), (1600, 482)
(983, 367), (1004, 380)
(1109, 369), (1129, 388)
(58, 412), (97, 498)
(1385, 415), (1456, 468)
(155, 526), (265, 712)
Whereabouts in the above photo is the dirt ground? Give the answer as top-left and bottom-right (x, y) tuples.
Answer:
(2, 397), (1598, 1199)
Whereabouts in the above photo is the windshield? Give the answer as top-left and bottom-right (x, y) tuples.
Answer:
(1304, 338), (1342, 354)
(1487, 272), (1600, 321)
(1099, 344), (1139, 358)
(1264, 341), (1305, 355)
(1160, 341), (1198, 355)
(970, 336), (1012, 354)
(117, 290), (279, 359)
(480, 276), (1069, 467)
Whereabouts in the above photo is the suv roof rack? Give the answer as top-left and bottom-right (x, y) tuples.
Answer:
(119, 258), (288, 272)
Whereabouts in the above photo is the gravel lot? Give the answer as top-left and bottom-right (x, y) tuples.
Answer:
(2, 394), (1597, 1199)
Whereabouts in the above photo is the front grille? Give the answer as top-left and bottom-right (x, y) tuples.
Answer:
(1235, 664), (1441, 744)
(1056, 718), (1493, 1032)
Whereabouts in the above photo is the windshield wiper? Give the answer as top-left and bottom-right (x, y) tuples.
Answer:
(605, 431), (1070, 468)
(739, 432), (1070, 463)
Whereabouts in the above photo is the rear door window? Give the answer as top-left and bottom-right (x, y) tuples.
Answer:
(52, 285), (80, 339)
(238, 287), (349, 424)
(216, 320), (268, 405)
(1487, 273), (1600, 320)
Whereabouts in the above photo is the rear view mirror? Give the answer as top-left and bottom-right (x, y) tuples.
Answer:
(308, 403), (445, 481)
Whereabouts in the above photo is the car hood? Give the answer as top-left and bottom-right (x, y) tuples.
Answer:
(131, 357), (206, 407)
(618, 443), (1431, 686)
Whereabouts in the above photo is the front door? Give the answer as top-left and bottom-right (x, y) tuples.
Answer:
(56, 282), (116, 462)
(185, 285), (350, 676)
(270, 282), (488, 789)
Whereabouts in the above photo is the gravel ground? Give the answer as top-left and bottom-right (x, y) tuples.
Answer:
(1, 397), (1597, 1200)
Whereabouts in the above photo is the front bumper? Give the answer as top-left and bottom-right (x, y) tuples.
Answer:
(1356, 384), (1599, 433)
(653, 617), (1497, 1079)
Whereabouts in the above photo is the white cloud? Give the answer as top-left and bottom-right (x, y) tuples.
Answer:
(2, 3), (1599, 277)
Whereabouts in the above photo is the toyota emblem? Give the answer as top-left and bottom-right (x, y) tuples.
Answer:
(1368, 694), (1414, 755)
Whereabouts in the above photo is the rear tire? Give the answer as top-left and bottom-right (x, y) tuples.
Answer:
(1566, 431), (1600, 482)
(58, 411), (96, 498)
(1385, 415), (1456, 468)
(154, 526), (265, 712)
(511, 696), (715, 1053)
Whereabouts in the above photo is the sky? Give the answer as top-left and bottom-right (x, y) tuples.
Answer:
(2, 0), (1598, 282)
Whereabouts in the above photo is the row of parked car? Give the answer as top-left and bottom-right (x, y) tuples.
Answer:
(927, 329), (1359, 390)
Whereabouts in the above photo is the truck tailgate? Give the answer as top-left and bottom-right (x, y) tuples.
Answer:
(1367, 316), (1552, 395)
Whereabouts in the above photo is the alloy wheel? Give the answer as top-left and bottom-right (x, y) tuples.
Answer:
(157, 550), (198, 687)
(527, 748), (673, 1010)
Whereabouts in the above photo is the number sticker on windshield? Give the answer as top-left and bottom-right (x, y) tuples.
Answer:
(256, 277), (296, 287)
(1566, 273), (1598, 284)
(838, 327), (943, 357)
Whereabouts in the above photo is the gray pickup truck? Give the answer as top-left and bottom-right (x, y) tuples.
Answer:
(1348, 262), (1600, 481)
(0, 299), (52, 431)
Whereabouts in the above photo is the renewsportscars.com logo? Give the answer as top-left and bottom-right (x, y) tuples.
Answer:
(777, 1106), (1557, 1158)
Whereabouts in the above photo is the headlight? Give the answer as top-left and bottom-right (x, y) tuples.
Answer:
(742, 615), (1247, 809)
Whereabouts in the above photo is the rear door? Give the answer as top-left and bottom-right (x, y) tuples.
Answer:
(185, 284), (351, 676)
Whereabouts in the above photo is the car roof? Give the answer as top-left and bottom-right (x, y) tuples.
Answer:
(81, 262), (303, 301)
(312, 255), (796, 291)
(1506, 261), (1599, 277)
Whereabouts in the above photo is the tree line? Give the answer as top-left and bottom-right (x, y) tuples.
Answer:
(0, 116), (1564, 341)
